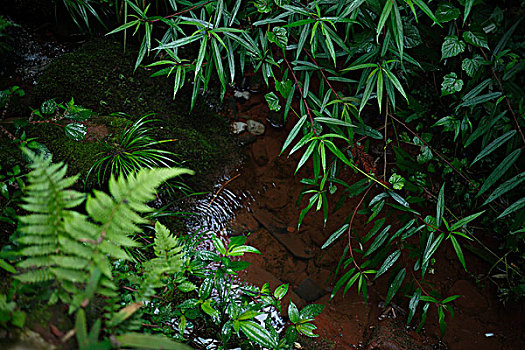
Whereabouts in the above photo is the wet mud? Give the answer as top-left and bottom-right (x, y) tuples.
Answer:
(200, 90), (524, 349)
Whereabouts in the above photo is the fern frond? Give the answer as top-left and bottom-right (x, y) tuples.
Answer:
(16, 269), (54, 283)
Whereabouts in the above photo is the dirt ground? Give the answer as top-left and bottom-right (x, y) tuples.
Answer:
(211, 90), (524, 350)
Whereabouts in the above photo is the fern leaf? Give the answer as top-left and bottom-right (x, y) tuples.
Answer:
(15, 269), (54, 283)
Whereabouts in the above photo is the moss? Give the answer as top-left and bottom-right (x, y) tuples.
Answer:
(32, 37), (238, 192)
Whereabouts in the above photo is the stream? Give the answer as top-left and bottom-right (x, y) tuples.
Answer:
(1, 17), (524, 350)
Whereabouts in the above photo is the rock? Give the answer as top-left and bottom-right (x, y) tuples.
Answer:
(251, 206), (314, 259)
(231, 121), (247, 134)
(294, 277), (326, 302)
(228, 210), (260, 236)
(247, 119), (266, 136)
(237, 133), (257, 146)
(267, 110), (285, 128)
(233, 90), (251, 100)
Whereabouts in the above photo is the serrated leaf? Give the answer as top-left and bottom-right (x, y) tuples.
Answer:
(461, 55), (484, 77)
(441, 73), (463, 96)
(463, 31), (489, 49)
(441, 36), (466, 60)
(64, 123), (87, 141)
(265, 92), (281, 111)
(268, 27), (288, 48)
(435, 3), (460, 22)
(41, 99), (57, 115)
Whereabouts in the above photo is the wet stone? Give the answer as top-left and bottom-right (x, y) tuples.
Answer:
(247, 119), (266, 136)
(237, 133), (257, 146)
(267, 110), (285, 128)
(294, 277), (326, 302)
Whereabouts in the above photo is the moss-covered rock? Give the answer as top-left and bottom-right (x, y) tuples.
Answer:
(31, 37), (238, 192)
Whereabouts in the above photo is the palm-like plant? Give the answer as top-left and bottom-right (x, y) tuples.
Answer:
(87, 113), (177, 186)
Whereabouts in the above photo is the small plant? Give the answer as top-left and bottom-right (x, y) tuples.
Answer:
(87, 113), (178, 186)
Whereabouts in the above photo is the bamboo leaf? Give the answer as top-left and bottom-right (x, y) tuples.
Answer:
(476, 149), (521, 197)
(483, 172), (525, 205)
(497, 198), (525, 219)
(436, 183), (445, 228)
(471, 130), (516, 165)
(375, 250), (401, 279)
(385, 268), (406, 305)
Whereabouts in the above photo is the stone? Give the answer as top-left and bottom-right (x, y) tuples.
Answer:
(267, 110), (285, 128)
(247, 119), (266, 136)
(294, 277), (326, 302)
(251, 206), (314, 259)
(231, 121), (247, 134)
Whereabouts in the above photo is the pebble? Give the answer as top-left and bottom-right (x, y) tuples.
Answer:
(231, 121), (247, 134)
(247, 119), (265, 136)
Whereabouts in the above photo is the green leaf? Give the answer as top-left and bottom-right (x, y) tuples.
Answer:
(463, 31), (489, 49)
(228, 245), (261, 256)
(497, 198), (525, 219)
(64, 123), (87, 141)
(117, 333), (192, 349)
(406, 288), (421, 325)
(364, 225), (391, 257)
(457, 92), (502, 108)
(461, 55), (484, 77)
(389, 173), (405, 190)
(210, 234), (227, 255)
(239, 320), (277, 348)
(376, 0), (393, 40)
(441, 73), (463, 96)
(268, 27), (288, 48)
(282, 115), (307, 155)
(483, 172), (525, 206)
(41, 99), (57, 115)
(436, 183), (445, 228)
(296, 322), (318, 337)
(450, 235), (466, 270)
(385, 268), (406, 305)
(403, 23), (422, 49)
(288, 301), (300, 323)
(274, 283), (289, 300)
(450, 211), (485, 231)
(0, 259), (16, 273)
(375, 250), (401, 280)
(463, 0), (475, 25)
(201, 299), (219, 318)
(472, 130), (516, 165)
(265, 92), (281, 111)
(441, 36), (466, 60)
(322, 224), (349, 249)
(476, 149), (522, 197)
(435, 3), (460, 22)
(299, 304), (325, 320)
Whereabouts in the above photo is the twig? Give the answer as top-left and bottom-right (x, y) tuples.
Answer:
(208, 173), (241, 207)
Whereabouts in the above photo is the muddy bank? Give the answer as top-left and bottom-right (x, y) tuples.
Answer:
(209, 90), (524, 349)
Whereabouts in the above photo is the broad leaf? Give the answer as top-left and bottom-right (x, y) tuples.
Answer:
(463, 31), (489, 49)
(441, 36), (466, 60)
(64, 123), (87, 141)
